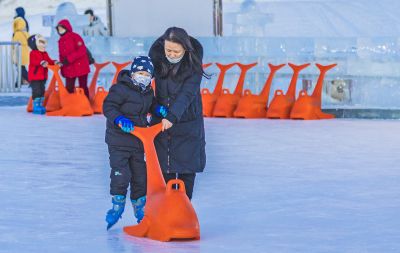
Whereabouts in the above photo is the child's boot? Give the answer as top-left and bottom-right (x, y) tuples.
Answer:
(39, 97), (46, 114)
(106, 195), (126, 230)
(131, 196), (146, 223)
(32, 97), (42, 114)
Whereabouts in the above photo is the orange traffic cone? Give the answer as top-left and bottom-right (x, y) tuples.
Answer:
(266, 63), (310, 119)
(212, 62), (258, 118)
(111, 61), (131, 85)
(233, 63), (285, 118)
(89, 62), (110, 101)
(46, 65), (93, 117)
(91, 87), (109, 114)
(123, 124), (200, 242)
(290, 63), (337, 120)
(201, 63), (236, 117)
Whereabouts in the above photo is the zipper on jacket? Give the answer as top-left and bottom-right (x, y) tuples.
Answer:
(167, 96), (170, 173)
(140, 93), (146, 126)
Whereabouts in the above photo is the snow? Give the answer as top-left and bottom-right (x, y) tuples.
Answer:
(1, 106), (400, 252)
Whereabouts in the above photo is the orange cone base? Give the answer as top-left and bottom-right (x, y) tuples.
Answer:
(45, 90), (62, 112)
(201, 89), (218, 117)
(266, 90), (295, 119)
(124, 179), (200, 242)
(46, 88), (93, 117)
(27, 97), (33, 112)
(290, 91), (335, 120)
(233, 91), (267, 118)
(91, 87), (108, 114)
(212, 90), (241, 118)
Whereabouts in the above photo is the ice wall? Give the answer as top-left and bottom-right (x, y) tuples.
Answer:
(76, 35), (400, 109)
(39, 1), (400, 109)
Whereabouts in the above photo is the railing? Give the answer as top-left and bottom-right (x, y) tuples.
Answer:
(41, 36), (400, 109)
(0, 42), (22, 92)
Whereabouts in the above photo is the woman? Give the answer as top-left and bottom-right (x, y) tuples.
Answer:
(56, 19), (90, 98)
(14, 7), (29, 33)
(12, 17), (30, 86)
(149, 27), (208, 200)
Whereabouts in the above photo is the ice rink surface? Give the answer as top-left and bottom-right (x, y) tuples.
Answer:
(1, 106), (399, 253)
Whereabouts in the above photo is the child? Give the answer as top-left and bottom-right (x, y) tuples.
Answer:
(27, 34), (58, 114)
(103, 56), (164, 230)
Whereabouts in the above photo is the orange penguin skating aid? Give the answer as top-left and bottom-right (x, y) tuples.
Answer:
(45, 65), (93, 117)
(91, 87), (109, 114)
(266, 63), (310, 119)
(88, 62), (111, 114)
(290, 63), (337, 120)
(43, 76), (61, 112)
(111, 61), (131, 85)
(202, 63), (212, 69)
(123, 124), (200, 242)
(233, 63), (285, 118)
(201, 62), (236, 117)
(88, 62), (110, 101)
(212, 62), (258, 118)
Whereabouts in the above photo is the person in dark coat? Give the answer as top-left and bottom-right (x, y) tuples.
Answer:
(27, 34), (59, 114)
(14, 7), (29, 33)
(103, 56), (155, 230)
(149, 27), (209, 200)
(56, 19), (91, 98)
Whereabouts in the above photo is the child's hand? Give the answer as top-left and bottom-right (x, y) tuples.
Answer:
(62, 58), (69, 66)
(40, 60), (48, 68)
(155, 104), (168, 118)
(114, 116), (134, 133)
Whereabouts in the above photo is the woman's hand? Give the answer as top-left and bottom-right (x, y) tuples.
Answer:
(161, 119), (173, 132)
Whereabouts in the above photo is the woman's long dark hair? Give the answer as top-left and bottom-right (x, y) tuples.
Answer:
(157, 27), (210, 82)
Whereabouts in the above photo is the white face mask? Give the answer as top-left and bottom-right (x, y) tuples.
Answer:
(57, 27), (66, 35)
(166, 54), (184, 64)
(133, 74), (151, 89)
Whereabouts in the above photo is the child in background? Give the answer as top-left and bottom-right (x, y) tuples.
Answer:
(27, 34), (59, 114)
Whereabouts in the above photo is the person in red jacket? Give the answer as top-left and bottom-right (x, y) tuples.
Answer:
(28, 34), (59, 114)
(56, 19), (90, 98)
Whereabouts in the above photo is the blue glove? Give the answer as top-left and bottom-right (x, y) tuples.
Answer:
(114, 116), (134, 133)
(155, 104), (168, 118)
